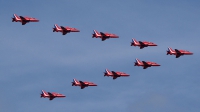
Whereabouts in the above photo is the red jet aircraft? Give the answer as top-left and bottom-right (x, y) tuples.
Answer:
(167, 47), (193, 58)
(40, 90), (65, 100)
(131, 38), (157, 49)
(53, 24), (80, 35)
(134, 58), (160, 69)
(72, 79), (97, 89)
(104, 69), (130, 79)
(92, 30), (119, 41)
(12, 14), (39, 25)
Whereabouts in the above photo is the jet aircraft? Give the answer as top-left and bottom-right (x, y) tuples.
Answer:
(40, 90), (65, 100)
(134, 58), (160, 69)
(104, 69), (130, 79)
(131, 38), (157, 49)
(92, 30), (119, 41)
(12, 14), (39, 25)
(167, 47), (193, 58)
(53, 24), (80, 35)
(72, 79), (97, 89)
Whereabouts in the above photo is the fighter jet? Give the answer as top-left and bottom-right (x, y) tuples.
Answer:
(134, 58), (160, 69)
(131, 38), (157, 49)
(167, 47), (193, 58)
(92, 30), (119, 41)
(12, 14), (39, 25)
(72, 79), (97, 89)
(40, 90), (65, 100)
(104, 69), (130, 79)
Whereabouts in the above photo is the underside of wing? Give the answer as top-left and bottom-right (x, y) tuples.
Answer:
(81, 86), (85, 89)
(176, 55), (181, 58)
(113, 77), (117, 79)
(62, 31), (67, 35)
(22, 21), (27, 25)
(49, 97), (55, 100)
(143, 66), (148, 69)
(102, 37), (107, 41)
(140, 46), (145, 49)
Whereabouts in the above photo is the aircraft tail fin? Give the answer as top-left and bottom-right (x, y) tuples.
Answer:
(73, 78), (80, 85)
(54, 24), (62, 31)
(93, 30), (101, 37)
(105, 69), (112, 76)
(13, 14), (20, 21)
(41, 90), (48, 97)
(132, 38), (139, 45)
(135, 58), (142, 65)
(168, 47), (175, 53)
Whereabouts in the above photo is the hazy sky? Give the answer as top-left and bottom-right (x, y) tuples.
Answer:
(0, 0), (200, 112)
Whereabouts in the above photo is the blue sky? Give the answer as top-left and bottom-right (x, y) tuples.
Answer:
(0, 0), (200, 112)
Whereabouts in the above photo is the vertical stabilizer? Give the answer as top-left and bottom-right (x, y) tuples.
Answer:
(93, 30), (101, 37)
(105, 69), (112, 76)
(132, 38), (139, 45)
(135, 58), (142, 65)
(13, 14), (21, 21)
(54, 24), (62, 31)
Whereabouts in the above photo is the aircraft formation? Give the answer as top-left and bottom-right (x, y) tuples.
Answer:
(12, 14), (193, 100)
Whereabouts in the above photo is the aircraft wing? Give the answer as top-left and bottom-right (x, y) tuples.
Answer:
(175, 49), (181, 54)
(60, 26), (69, 35)
(140, 46), (145, 49)
(142, 61), (149, 69)
(22, 22), (27, 25)
(60, 26), (66, 30)
(49, 97), (55, 100)
(79, 81), (88, 89)
(47, 92), (55, 100)
(111, 71), (119, 76)
(100, 32), (106, 37)
(111, 71), (119, 79)
(113, 77), (117, 79)
(142, 61), (148, 65)
(176, 55), (181, 58)
(81, 86), (85, 89)
(79, 81), (86, 86)
(143, 66), (148, 69)
(101, 37), (107, 41)
(100, 32), (108, 41)
(62, 31), (68, 35)
(139, 41), (145, 45)
(19, 16), (26, 20)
